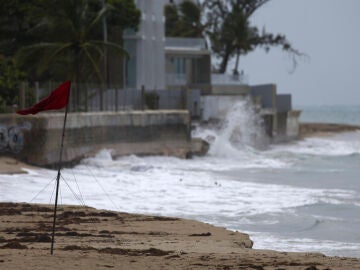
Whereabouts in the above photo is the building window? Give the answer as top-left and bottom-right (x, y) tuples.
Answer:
(124, 39), (137, 88)
(174, 57), (185, 75)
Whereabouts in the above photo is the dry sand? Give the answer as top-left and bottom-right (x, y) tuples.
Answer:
(0, 156), (37, 175)
(0, 202), (360, 270)
(1, 123), (360, 269)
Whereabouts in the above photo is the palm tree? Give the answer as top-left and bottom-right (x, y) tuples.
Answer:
(17, 0), (128, 110)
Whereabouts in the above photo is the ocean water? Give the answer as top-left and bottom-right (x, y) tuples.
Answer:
(299, 104), (360, 126)
(1, 102), (360, 258)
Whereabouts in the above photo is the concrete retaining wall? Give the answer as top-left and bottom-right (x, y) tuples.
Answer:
(250, 84), (277, 110)
(287, 110), (302, 139)
(0, 110), (191, 167)
(277, 94), (292, 113)
(200, 95), (246, 122)
(211, 85), (250, 96)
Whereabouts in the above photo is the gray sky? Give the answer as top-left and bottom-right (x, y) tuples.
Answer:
(237, 0), (360, 106)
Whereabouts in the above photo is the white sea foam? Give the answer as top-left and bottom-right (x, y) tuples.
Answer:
(1, 155), (359, 257)
(249, 232), (360, 257)
(1, 103), (360, 257)
(0, 150), (353, 217)
(193, 98), (269, 155)
(193, 99), (285, 169)
(270, 131), (360, 156)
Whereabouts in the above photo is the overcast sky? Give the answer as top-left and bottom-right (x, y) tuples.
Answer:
(236, 0), (360, 106)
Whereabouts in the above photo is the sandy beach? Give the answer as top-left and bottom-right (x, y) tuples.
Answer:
(0, 156), (38, 175)
(0, 202), (360, 270)
(1, 123), (360, 269)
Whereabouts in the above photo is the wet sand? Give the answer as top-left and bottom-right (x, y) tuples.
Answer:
(0, 202), (360, 270)
(0, 156), (37, 175)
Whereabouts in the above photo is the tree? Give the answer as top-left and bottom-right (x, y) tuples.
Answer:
(164, 4), (180, 37)
(165, 0), (304, 74)
(12, 0), (140, 109)
(165, 0), (206, 39)
(0, 1), (38, 57)
(17, 0), (139, 81)
(206, 0), (303, 74)
(0, 55), (26, 107)
(1, 0), (140, 82)
(0, 0), (140, 110)
(106, 0), (141, 33)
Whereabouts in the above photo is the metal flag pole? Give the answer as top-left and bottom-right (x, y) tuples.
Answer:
(50, 95), (70, 255)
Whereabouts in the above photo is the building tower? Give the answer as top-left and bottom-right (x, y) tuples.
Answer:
(123, 0), (168, 90)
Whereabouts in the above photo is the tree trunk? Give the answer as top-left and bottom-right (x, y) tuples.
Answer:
(219, 51), (230, 74)
(219, 46), (231, 74)
(233, 50), (240, 75)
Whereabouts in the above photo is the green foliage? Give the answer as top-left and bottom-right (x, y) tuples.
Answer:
(107, 0), (141, 32)
(0, 56), (26, 107)
(207, 0), (305, 74)
(164, 4), (180, 37)
(17, 1), (120, 82)
(165, 1), (205, 38)
(0, 0), (140, 111)
(165, 0), (304, 74)
(145, 92), (159, 110)
(0, 0), (39, 57)
(0, 0), (140, 83)
(0, 96), (6, 113)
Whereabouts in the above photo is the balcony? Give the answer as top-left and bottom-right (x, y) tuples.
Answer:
(211, 73), (248, 85)
(165, 37), (207, 50)
(166, 73), (187, 86)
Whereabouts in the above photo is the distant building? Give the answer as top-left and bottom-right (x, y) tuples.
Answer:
(123, 0), (166, 89)
(123, 0), (208, 92)
(122, 0), (301, 140)
(165, 37), (211, 94)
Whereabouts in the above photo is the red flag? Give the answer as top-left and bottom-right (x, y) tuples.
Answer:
(17, 81), (71, 115)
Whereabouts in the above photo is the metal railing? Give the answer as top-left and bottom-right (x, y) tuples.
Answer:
(7, 82), (201, 118)
(165, 37), (207, 50)
(211, 73), (248, 85)
(166, 73), (187, 86)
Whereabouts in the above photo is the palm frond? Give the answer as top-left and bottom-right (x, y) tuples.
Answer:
(90, 40), (128, 57)
(86, 3), (114, 37)
(82, 44), (104, 83)
(36, 43), (73, 75)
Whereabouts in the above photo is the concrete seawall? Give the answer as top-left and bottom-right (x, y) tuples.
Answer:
(0, 110), (191, 167)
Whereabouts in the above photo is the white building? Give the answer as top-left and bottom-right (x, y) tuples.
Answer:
(123, 0), (166, 89)
(123, 0), (210, 92)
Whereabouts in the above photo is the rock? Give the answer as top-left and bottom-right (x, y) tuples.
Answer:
(190, 138), (209, 157)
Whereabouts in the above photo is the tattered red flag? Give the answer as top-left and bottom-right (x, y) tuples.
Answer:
(16, 81), (71, 115)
